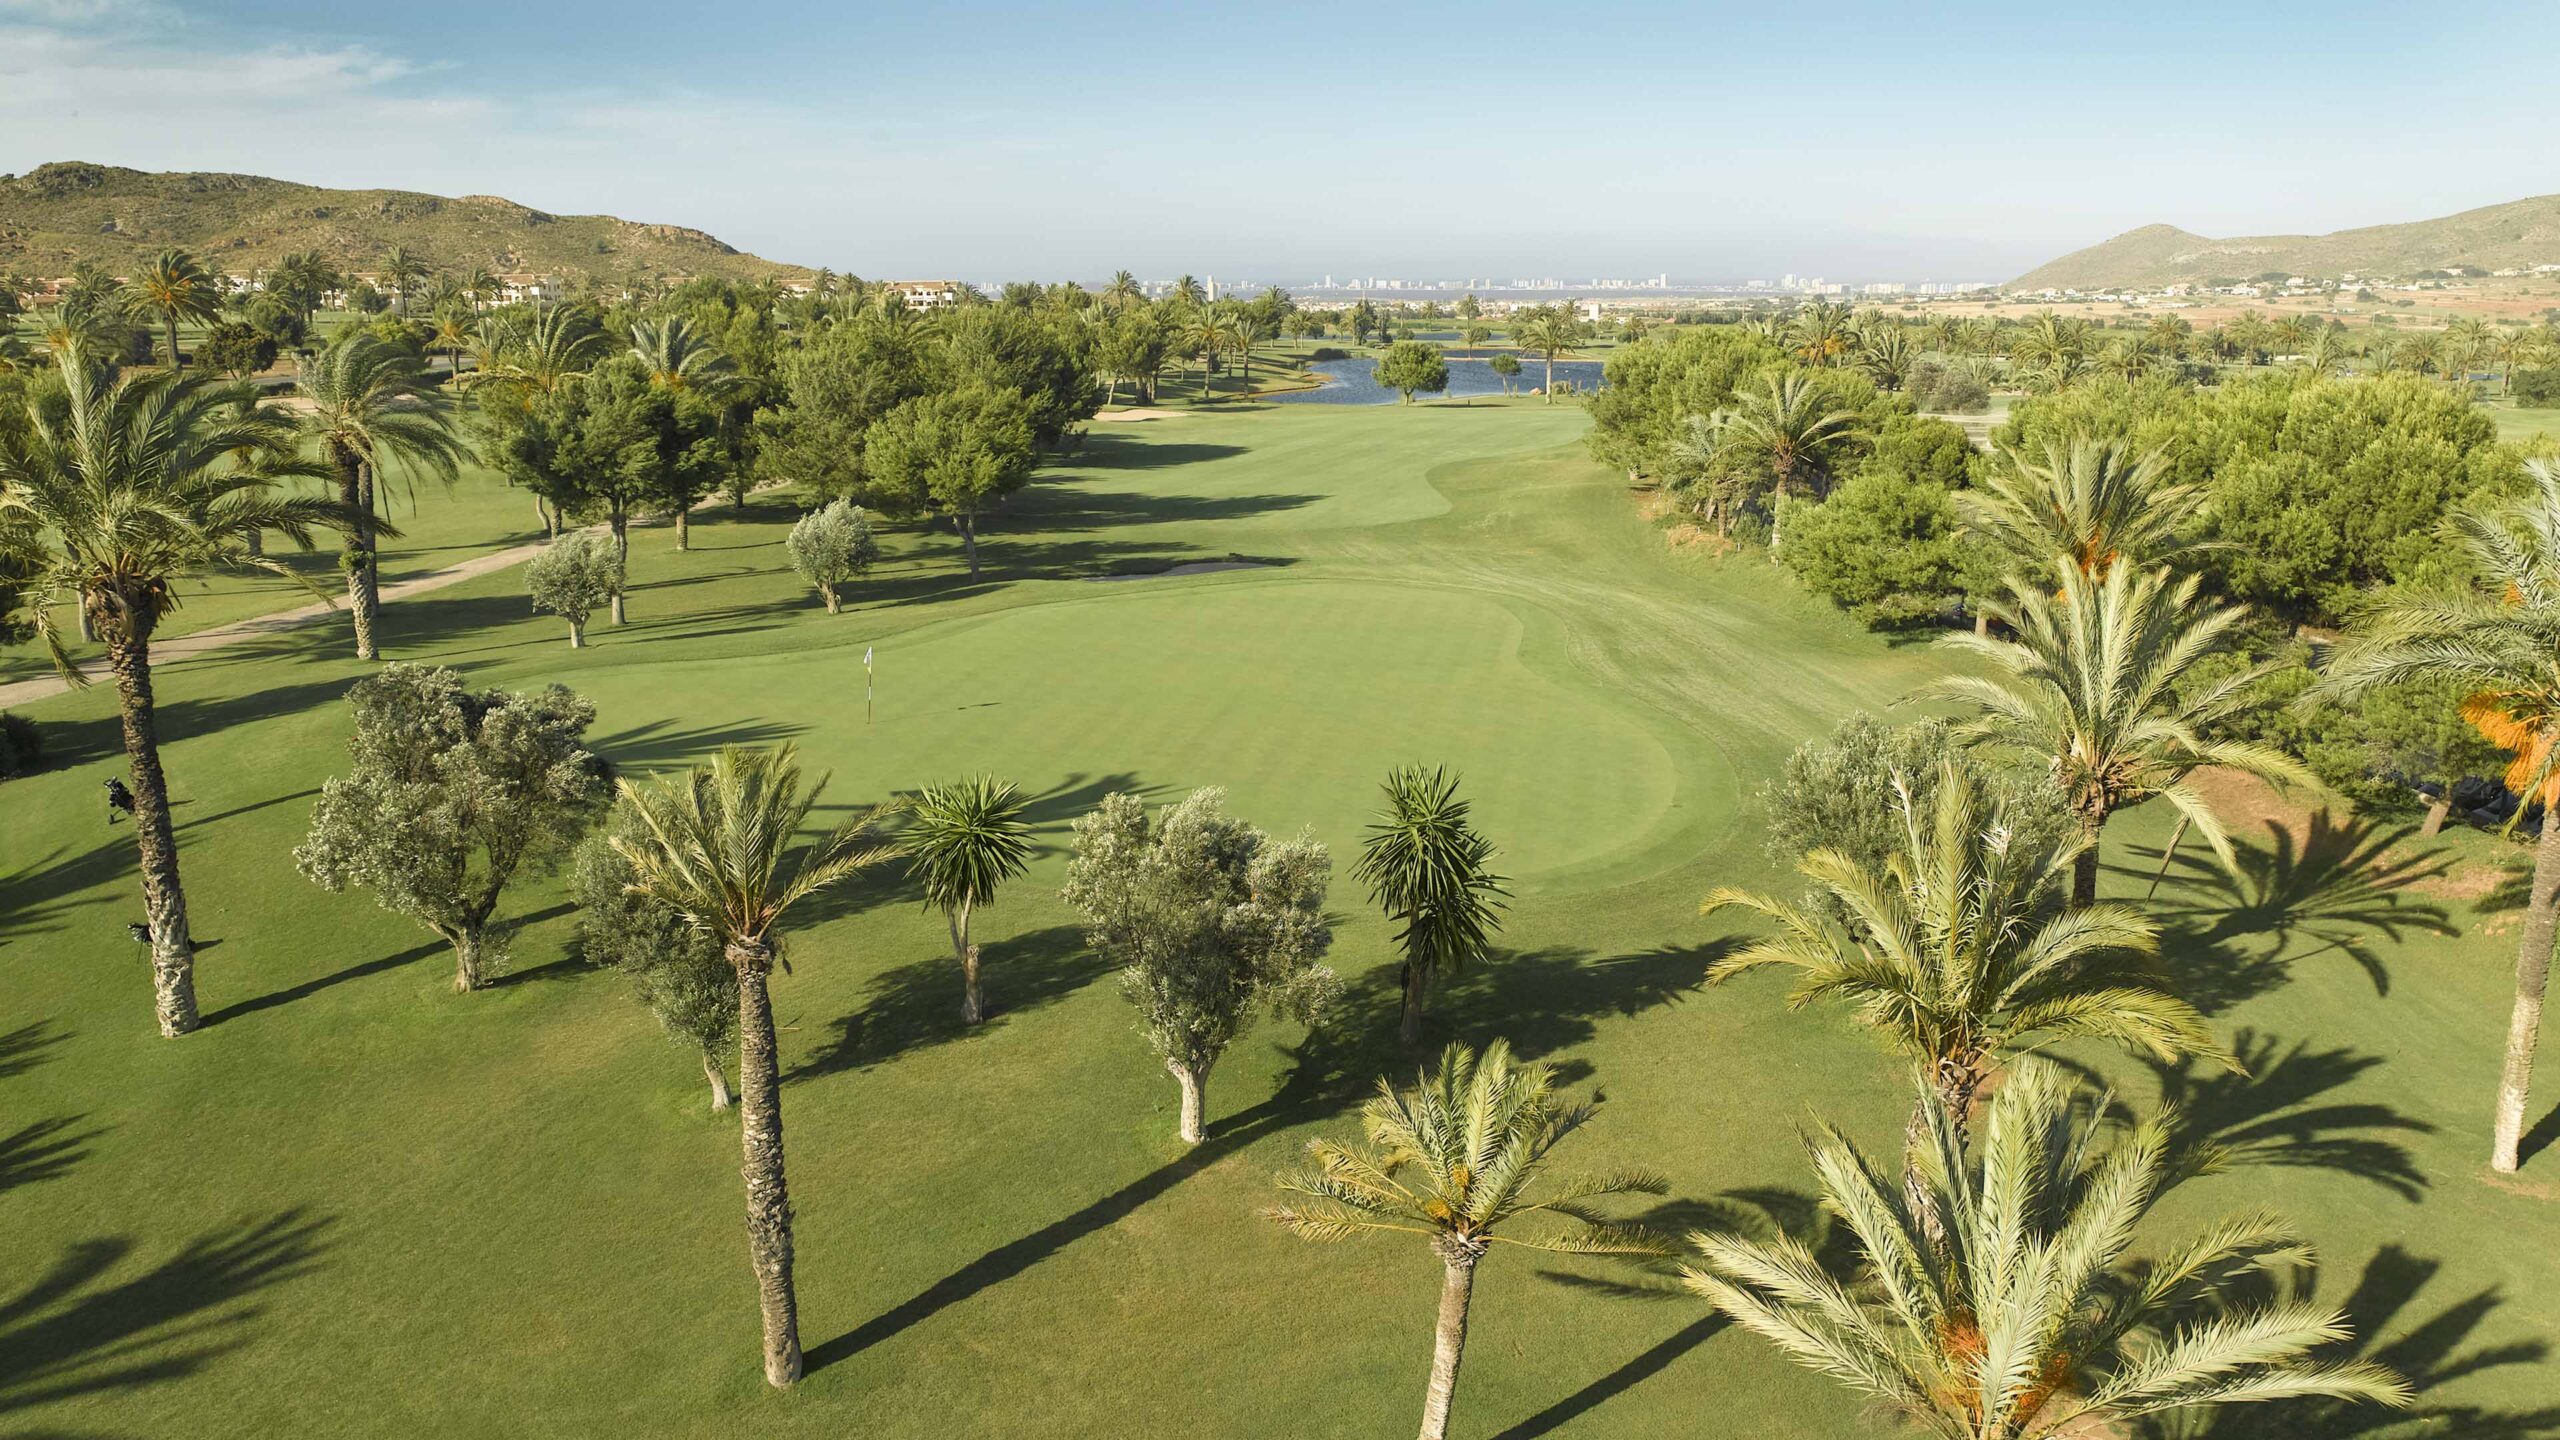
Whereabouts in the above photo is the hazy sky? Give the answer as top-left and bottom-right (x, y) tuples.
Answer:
(4, 0), (2556, 283)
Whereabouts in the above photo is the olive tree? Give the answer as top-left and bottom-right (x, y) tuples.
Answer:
(573, 807), (738, 1108)
(296, 664), (609, 991)
(784, 500), (880, 614)
(1063, 788), (1337, 1144)
(526, 530), (623, 647)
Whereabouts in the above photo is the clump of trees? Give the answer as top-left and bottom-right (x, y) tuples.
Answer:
(1063, 788), (1336, 1144)
(296, 664), (609, 991)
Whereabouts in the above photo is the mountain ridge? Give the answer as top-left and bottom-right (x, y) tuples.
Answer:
(2011, 195), (2560, 291)
(0, 161), (815, 284)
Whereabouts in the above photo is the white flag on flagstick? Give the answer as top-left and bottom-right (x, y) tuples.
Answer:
(864, 647), (874, 669)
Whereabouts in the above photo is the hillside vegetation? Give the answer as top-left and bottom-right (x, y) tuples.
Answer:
(2013, 193), (2560, 289)
(0, 161), (814, 283)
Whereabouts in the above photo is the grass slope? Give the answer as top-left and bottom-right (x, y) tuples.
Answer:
(0, 160), (812, 282)
(0, 402), (2552, 1437)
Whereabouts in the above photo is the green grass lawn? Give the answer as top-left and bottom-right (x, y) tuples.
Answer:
(2, 402), (2554, 1437)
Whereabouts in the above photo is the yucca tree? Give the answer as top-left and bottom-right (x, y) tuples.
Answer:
(1684, 1061), (2410, 1439)
(904, 775), (1033, 1024)
(1961, 436), (2212, 581)
(1509, 304), (1587, 402)
(1357, 765), (1510, 1046)
(123, 249), (223, 372)
(296, 335), (467, 660)
(1702, 759), (2231, 1155)
(1269, 1040), (1668, 1440)
(1934, 560), (2311, 908)
(628, 316), (736, 394)
(2311, 458), (2560, 1172)
(613, 745), (902, 1387)
(0, 345), (348, 1035)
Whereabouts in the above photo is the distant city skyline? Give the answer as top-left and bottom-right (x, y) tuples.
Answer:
(6, 0), (2558, 282)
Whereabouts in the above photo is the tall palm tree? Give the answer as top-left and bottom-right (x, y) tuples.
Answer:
(459, 266), (504, 309)
(2094, 333), (2154, 381)
(1702, 758), (2231, 1154)
(122, 249), (223, 372)
(2496, 326), (2549, 396)
(473, 304), (604, 400)
(2145, 312), (2194, 356)
(295, 336), (467, 660)
(1787, 299), (1857, 367)
(1933, 560), (2311, 907)
(1182, 312), (1238, 400)
(2312, 458), (2560, 1172)
(1103, 270), (1143, 308)
(1509, 304), (1587, 402)
(1857, 324), (1920, 391)
(427, 304), (473, 383)
(1961, 436), (2211, 580)
(381, 245), (429, 315)
(1685, 1061), (2410, 1439)
(613, 745), (901, 1387)
(0, 345), (348, 1036)
(1700, 371), (1867, 552)
(904, 776), (1032, 1024)
(628, 316), (735, 393)
(1269, 1040), (1667, 1440)
(1231, 311), (1269, 393)
(1355, 765), (1509, 1046)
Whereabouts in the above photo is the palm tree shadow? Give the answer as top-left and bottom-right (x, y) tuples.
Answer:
(0, 1020), (70, 1080)
(2166, 1245), (2560, 1438)
(788, 924), (1112, 1079)
(0, 1115), (99, 1195)
(0, 1211), (335, 1419)
(806, 937), (1728, 1375)
(2130, 811), (2455, 1014)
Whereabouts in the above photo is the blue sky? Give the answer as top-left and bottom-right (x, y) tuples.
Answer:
(4, 0), (2556, 282)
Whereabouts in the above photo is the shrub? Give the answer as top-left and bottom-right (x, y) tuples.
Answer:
(2513, 368), (2560, 407)
(197, 322), (279, 379)
(0, 711), (40, 779)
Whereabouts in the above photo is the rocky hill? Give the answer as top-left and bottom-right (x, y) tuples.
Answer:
(2011, 195), (2560, 290)
(0, 161), (814, 283)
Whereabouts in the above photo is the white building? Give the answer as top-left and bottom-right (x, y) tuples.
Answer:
(884, 280), (961, 310)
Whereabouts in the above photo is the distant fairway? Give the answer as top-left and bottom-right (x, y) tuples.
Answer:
(1, 402), (2550, 1437)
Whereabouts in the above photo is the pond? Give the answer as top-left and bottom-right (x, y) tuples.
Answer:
(1257, 353), (1608, 405)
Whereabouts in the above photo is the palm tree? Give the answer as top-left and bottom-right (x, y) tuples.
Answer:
(473, 304), (604, 399)
(2145, 312), (2194, 356)
(1700, 371), (1867, 552)
(1787, 299), (1857, 367)
(1702, 758), (2231, 1155)
(0, 345), (348, 1036)
(628, 316), (735, 394)
(1182, 312), (1237, 400)
(122, 249), (223, 372)
(1269, 1040), (1667, 1440)
(1857, 324), (1920, 391)
(459, 266), (504, 309)
(2496, 326), (2549, 395)
(1103, 270), (1143, 308)
(1934, 560), (2311, 907)
(1684, 1060), (2410, 1439)
(2312, 458), (2560, 1172)
(1231, 311), (1269, 393)
(613, 745), (901, 1387)
(1961, 436), (2211, 579)
(381, 245), (429, 315)
(1355, 765), (1509, 1046)
(296, 336), (467, 661)
(904, 776), (1032, 1024)
(427, 304), (473, 383)
(2094, 333), (2153, 381)
(1509, 304), (1587, 402)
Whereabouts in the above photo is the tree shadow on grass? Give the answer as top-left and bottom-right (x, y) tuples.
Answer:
(805, 937), (1729, 1373)
(2166, 1245), (2560, 1438)
(0, 1021), (68, 1081)
(2128, 811), (2456, 1015)
(0, 840), (134, 944)
(0, 1211), (335, 1421)
(587, 715), (808, 776)
(788, 924), (1111, 1080)
(0, 1115), (98, 1195)
(2072, 1027), (2437, 1201)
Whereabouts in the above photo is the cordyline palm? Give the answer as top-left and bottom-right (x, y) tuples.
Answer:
(1933, 560), (2311, 908)
(296, 336), (466, 660)
(1269, 1040), (1668, 1440)
(123, 249), (223, 372)
(1961, 436), (2212, 581)
(1702, 759), (2232, 1158)
(0, 344), (350, 1036)
(904, 775), (1032, 1024)
(1705, 371), (1867, 552)
(612, 744), (902, 1388)
(628, 316), (735, 394)
(1357, 765), (1510, 1046)
(2311, 458), (2560, 1172)
(1684, 1061), (2409, 1439)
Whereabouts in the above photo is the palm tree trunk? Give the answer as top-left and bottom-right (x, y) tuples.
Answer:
(2069, 807), (2108, 909)
(610, 515), (629, 624)
(1419, 1236), (1484, 1440)
(166, 315), (182, 372)
(1543, 354), (1555, 403)
(702, 1047), (733, 1111)
(2492, 810), (2560, 1171)
(338, 461), (377, 661)
(1399, 961), (1428, 1047)
(107, 627), (200, 1037)
(357, 462), (382, 644)
(732, 942), (802, 1385)
(1169, 1056), (1209, 1145)
(952, 900), (983, 1024)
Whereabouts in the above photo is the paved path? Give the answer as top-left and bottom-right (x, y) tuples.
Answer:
(0, 534), (557, 711)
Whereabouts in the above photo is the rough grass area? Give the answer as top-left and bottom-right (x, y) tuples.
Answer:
(2, 402), (2552, 1437)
